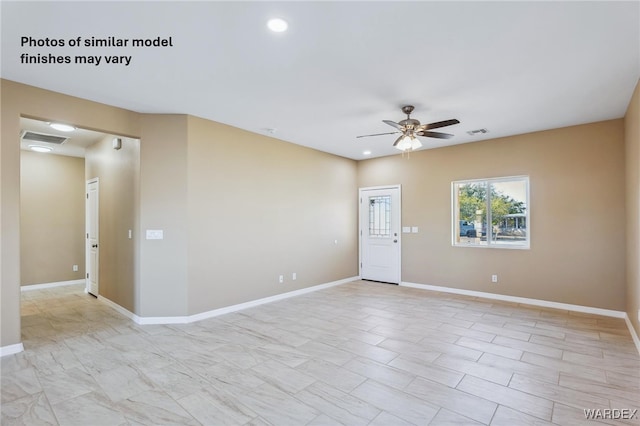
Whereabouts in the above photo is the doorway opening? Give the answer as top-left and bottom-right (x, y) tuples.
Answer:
(19, 116), (140, 344)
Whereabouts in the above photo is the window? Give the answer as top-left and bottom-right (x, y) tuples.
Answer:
(368, 195), (391, 237)
(452, 176), (529, 248)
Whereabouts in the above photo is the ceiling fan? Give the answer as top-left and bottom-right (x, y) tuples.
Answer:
(357, 105), (460, 151)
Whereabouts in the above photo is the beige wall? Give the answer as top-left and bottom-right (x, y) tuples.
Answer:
(86, 135), (140, 312)
(625, 79), (640, 337)
(358, 120), (627, 311)
(1, 78), (635, 352)
(20, 151), (85, 286)
(186, 116), (358, 314)
(1, 80), (358, 350)
(1, 79), (141, 348)
(138, 115), (189, 317)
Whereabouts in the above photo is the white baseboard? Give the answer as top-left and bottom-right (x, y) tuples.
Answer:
(624, 315), (640, 355)
(183, 276), (359, 324)
(0, 343), (24, 357)
(400, 281), (626, 319)
(401, 281), (640, 356)
(98, 295), (142, 323)
(21, 279), (84, 292)
(99, 276), (359, 325)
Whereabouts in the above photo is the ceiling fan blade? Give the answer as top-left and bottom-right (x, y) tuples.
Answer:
(392, 135), (404, 147)
(417, 131), (454, 139)
(356, 131), (400, 139)
(423, 119), (460, 130)
(383, 120), (403, 130)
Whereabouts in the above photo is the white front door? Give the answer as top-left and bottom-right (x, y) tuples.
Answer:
(359, 186), (401, 284)
(86, 179), (99, 297)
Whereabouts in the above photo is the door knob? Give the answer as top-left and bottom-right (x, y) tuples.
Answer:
(393, 239), (398, 243)
(92, 244), (98, 248)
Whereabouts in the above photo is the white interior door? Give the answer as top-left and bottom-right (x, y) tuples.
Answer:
(86, 179), (99, 297)
(359, 186), (401, 284)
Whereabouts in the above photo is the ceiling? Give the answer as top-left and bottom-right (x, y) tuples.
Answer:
(2, 2), (639, 160)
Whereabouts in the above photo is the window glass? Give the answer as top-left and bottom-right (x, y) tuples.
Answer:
(369, 195), (391, 238)
(490, 180), (527, 245)
(456, 182), (488, 246)
(453, 177), (529, 248)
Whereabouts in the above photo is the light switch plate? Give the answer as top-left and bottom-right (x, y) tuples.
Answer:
(402, 227), (411, 233)
(411, 226), (419, 233)
(146, 229), (163, 240)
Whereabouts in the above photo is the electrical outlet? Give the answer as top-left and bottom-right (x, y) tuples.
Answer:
(491, 274), (498, 283)
(292, 272), (297, 280)
(279, 275), (284, 284)
(72, 264), (78, 272)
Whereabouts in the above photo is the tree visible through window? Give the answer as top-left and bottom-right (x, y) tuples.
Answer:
(453, 176), (529, 248)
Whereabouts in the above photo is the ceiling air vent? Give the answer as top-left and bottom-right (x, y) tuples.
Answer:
(467, 128), (489, 136)
(21, 131), (69, 145)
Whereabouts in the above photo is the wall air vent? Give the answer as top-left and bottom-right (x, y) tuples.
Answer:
(21, 131), (69, 145)
(467, 128), (489, 136)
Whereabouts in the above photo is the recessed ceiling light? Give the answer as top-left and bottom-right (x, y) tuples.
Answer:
(49, 122), (76, 132)
(363, 150), (372, 156)
(267, 18), (288, 33)
(29, 145), (53, 153)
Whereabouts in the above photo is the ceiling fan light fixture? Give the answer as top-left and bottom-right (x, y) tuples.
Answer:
(410, 138), (422, 150)
(395, 135), (422, 152)
(357, 105), (459, 153)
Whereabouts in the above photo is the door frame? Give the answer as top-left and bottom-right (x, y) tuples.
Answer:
(358, 184), (402, 284)
(85, 178), (99, 296)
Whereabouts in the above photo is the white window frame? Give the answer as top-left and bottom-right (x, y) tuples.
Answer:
(452, 175), (530, 249)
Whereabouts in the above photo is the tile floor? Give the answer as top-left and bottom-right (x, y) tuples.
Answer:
(1, 281), (639, 425)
